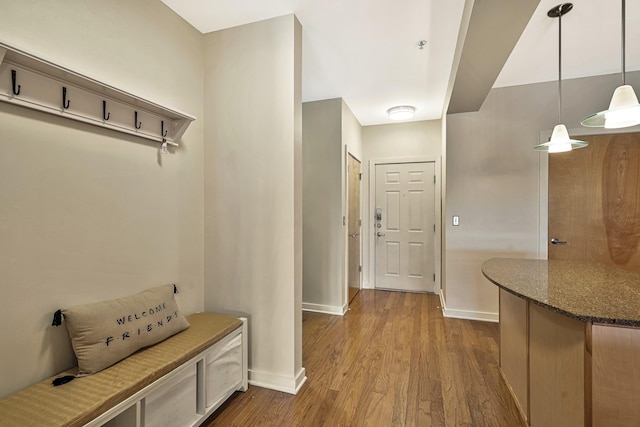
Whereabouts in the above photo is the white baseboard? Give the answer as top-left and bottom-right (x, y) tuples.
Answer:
(293, 367), (307, 393)
(302, 302), (347, 316)
(362, 281), (373, 289)
(439, 291), (499, 323)
(248, 367), (307, 395)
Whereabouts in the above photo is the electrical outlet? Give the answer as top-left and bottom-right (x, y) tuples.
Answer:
(453, 215), (459, 226)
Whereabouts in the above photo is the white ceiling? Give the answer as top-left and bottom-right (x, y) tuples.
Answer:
(160, 0), (640, 126)
(495, 0), (640, 88)
(160, 0), (466, 126)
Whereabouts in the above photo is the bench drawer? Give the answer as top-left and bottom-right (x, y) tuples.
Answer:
(145, 364), (198, 427)
(204, 333), (243, 410)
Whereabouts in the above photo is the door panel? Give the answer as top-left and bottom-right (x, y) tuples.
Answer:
(408, 243), (423, 277)
(386, 242), (400, 275)
(374, 162), (435, 292)
(386, 191), (400, 230)
(409, 191), (423, 229)
(348, 154), (361, 303)
(548, 132), (640, 272)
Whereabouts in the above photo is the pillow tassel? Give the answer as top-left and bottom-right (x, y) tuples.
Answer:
(52, 375), (75, 386)
(173, 284), (178, 294)
(52, 309), (62, 327)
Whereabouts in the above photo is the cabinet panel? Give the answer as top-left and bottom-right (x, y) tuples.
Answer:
(499, 289), (529, 423)
(592, 324), (640, 427)
(529, 305), (584, 427)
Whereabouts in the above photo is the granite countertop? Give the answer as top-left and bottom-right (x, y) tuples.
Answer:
(482, 258), (640, 327)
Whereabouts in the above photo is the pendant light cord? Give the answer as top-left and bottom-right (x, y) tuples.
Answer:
(622, 0), (626, 85)
(557, 5), (564, 124)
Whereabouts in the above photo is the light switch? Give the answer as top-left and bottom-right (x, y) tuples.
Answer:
(453, 215), (459, 226)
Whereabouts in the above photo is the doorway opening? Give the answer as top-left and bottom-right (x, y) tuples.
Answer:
(347, 153), (362, 303)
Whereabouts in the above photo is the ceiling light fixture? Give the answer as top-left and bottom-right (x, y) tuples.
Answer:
(581, 0), (640, 128)
(387, 106), (415, 120)
(534, 3), (588, 153)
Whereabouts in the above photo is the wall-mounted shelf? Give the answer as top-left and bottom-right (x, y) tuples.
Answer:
(0, 42), (195, 149)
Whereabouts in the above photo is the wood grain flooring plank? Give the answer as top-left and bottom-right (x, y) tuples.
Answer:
(204, 290), (523, 427)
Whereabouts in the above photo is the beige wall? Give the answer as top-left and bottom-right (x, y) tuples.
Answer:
(0, 0), (204, 398)
(444, 70), (640, 320)
(203, 15), (304, 394)
(302, 99), (362, 314)
(302, 99), (343, 312)
(343, 100), (363, 160)
(361, 120), (442, 288)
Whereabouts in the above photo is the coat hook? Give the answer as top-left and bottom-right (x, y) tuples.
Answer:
(161, 120), (168, 139)
(62, 87), (70, 109)
(11, 69), (21, 96)
(102, 100), (110, 121)
(161, 121), (168, 154)
(134, 111), (142, 129)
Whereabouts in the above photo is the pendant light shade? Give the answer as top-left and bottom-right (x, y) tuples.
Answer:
(581, 0), (640, 129)
(534, 3), (588, 153)
(534, 124), (588, 152)
(581, 85), (640, 128)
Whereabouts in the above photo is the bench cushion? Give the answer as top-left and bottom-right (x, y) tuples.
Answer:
(0, 312), (242, 427)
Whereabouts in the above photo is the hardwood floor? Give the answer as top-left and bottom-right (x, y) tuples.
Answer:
(204, 290), (523, 426)
(348, 286), (360, 303)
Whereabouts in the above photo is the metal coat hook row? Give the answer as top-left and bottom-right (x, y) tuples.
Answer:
(62, 87), (70, 109)
(11, 69), (21, 96)
(134, 111), (142, 129)
(102, 100), (111, 121)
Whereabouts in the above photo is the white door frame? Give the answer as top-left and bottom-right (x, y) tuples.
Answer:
(369, 156), (442, 293)
(345, 149), (362, 309)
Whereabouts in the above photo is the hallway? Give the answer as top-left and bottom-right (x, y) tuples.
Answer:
(206, 290), (522, 426)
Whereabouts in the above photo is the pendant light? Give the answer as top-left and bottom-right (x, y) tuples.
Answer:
(581, 0), (640, 128)
(535, 3), (588, 153)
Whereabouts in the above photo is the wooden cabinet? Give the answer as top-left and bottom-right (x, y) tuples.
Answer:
(500, 290), (640, 426)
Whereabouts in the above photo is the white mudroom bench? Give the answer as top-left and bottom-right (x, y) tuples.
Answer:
(0, 312), (247, 427)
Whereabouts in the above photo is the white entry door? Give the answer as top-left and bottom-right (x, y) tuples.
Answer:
(374, 162), (436, 292)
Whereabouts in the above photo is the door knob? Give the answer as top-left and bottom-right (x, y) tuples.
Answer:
(377, 232), (386, 237)
(350, 232), (360, 238)
(551, 238), (567, 245)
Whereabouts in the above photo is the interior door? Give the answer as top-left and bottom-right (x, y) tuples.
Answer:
(348, 154), (361, 303)
(549, 132), (640, 271)
(374, 162), (436, 292)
